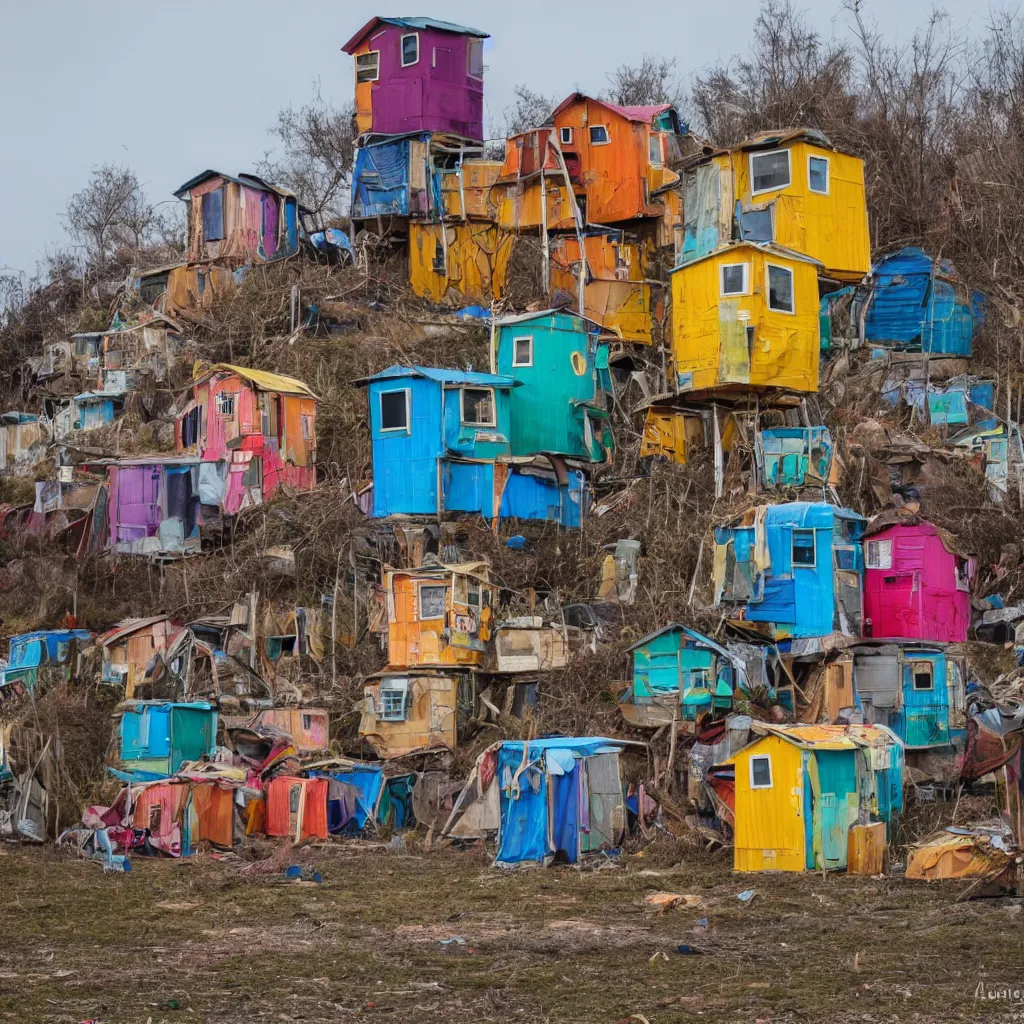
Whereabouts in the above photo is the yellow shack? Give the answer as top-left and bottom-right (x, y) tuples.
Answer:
(408, 222), (514, 306)
(728, 724), (903, 873)
(670, 241), (821, 395)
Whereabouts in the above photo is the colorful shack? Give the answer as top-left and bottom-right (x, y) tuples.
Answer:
(177, 363), (318, 516)
(863, 516), (973, 643)
(757, 426), (835, 489)
(670, 242), (822, 395)
(174, 171), (302, 265)
(442, 737), (626, 866)
(713, 502), (866, 639)
(1, 629), (90, 695)
(494, 309), (613, 461)
(728, 724), (903, 872)
(852, 642), (965, 751)
(0, 413), (44, 475)
(118, 701), (218, 777)
(98, 616), (183, 696)
(860, 248), (984, 356)
(342, 17), (488, 140)
(680, 128), (871, 281)
(622, 624), (745, 729)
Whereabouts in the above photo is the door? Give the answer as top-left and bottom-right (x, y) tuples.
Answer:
(582, 752), (625, 853)
(116, 467), (161, 542)
(813, 750), (856, 869)
(718, 299), (751, 384)
(899, 657), (949, 747)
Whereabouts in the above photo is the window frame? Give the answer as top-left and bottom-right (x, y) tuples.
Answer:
(766, 262), (796, 315)
(866, 539), (893, 571)
(648, 132), (664, 167)
(512, 335), (533, 367)
(719, 262), (751, 297)
(749, 754), (773, 789)
(808, 154), (830, 195)
(355, 50), (380, 83)
(467, 37), (484, 78)
(749, 148), (792, 196)
(378, 387), (411, 433)
(418, 582), (448, 621)
(379, 679), (410, 722)
(792, 528), (817, 568)
(559, 126), (574, 146)
(460, 386), (496, 428)
(589, 124), (610, 146)
(570, 351), (588, 376)
(911, 662), (935, 691)
(399, 33), (420, 68)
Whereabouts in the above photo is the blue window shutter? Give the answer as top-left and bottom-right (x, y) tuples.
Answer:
(203, 189), (225, 241)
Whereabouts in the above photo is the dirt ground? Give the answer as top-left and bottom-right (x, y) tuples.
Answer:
(0, 842), (1022, 1024)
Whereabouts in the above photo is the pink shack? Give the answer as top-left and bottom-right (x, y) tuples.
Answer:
(177, 364), (318, 517)
(342, 17), (488, 140)
(863, 514), (974, 643)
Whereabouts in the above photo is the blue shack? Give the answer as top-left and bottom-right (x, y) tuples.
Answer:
(713, 502), (866, 639)
(73, 391), (123, 431)
(361, 364), (516, 518)
(119, 701), (218, 777)
(758, 426), (834, 489)
(852, 642), (964, 751)
(498, 457), (589, 528)
(621, 624), (746, 729)
(494, 309), (614, 461)
(860, 247), (984, 356)
(1, 629), (91, 693)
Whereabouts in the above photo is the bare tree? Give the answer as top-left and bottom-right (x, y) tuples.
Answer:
(501, 85), (557, 137)
(258, 92), (356, 222)
(64, 165), (156, 266)
(605, 54), (683, 108)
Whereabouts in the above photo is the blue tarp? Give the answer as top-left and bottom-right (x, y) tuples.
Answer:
(7, 630), (90, 669)
(351, 136), (430, 220)
(315, 767), (384, 832)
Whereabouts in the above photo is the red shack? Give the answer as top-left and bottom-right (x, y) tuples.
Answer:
(863, 514), (974, 643)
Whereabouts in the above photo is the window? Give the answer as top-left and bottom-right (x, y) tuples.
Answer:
(750, 149), (791, 194)
(461, 387), (495, 427)
(260, 392), (278, 438)
(289, 785), (301, 813)
(400, 33), (419, 67)
(750, 755), (773, 789)
(570, 351), (587, 376)
(912, 663), (934, 691)
(379, 680), (409, 722)
(302, 713), (313, 731)
(767, 263), (795, 314)
(202, 188), (224, 242)
(356, 51), (379, 83)
(216, 392), (236, 417)
(301, 414), (313, 441)
(589, 125), (610, 145)
(688, 669), (711, 690)
(467, 37), (484, 78)
(808, 155), (830, 194)
(649, 133), (664, 167)
(379, 389), (410, 432)
(560, 126), (574, 146)
(866, 539), (893, 570)
(432, 240), (446, 274)
(419, 584), (448, 620)
(512, 336), (533, 367)
(792, 529), (816, 567)
(720, 263), (749, 297)
(266, 636), (298, 661)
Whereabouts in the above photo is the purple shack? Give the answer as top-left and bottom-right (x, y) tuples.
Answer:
(342, 16), (488, 141)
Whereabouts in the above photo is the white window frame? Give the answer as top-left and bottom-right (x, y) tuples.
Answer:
(418, 583), (448, 620)
(749, 754), (773, 789)
(808, 154), (830, 195)
(766, 262), (796, 315)
(792, 527), (816, 568)
(589, 124), (610, 146)
(379, 678), (410, 722)
(400, 33), (420, 68)
(460, 386), (496, 427)
(378, 388), (411, 433)
(560, 126), (574, 146)
(719, 262), (750, 297)
(356, 50), (380, 83)
(467, 37), (484, 79)
(512, 335), (533, 367)
(911, 662), (935, 691)
(750, 148), (792, 196)
(649, 132), (664, 168)
(866, 539), (893, 570)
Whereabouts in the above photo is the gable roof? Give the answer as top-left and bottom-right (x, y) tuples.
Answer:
(741, 722), (900, 752)
(343, 16), (488, 53)
(670, 240), (824, 274)
(97, 615), (175, 647)
(193, 363), (318, 398)
(174, 170), (295, 200)
(354, 364), (519, 388)
(552, 93), (673, 125)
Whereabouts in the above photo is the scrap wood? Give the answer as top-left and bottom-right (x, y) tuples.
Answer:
(644, 891), (702, 912)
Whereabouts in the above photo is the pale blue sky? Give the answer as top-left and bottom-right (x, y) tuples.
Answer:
(0, 0), (999, 279)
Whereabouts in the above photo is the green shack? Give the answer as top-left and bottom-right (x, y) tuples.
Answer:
(494, 309), (614, 461)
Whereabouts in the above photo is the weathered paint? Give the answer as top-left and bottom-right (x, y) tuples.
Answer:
(98, 616), (182, 697)
(174, 171), (300, 265)
(713, 502), (865, 639)
(670, 242), (822, 395)
(343, 18), (488, 140)
(177, 364), (317, 515)
(681, 131), (870, 282)
(101, 460), (201, 554)
(441, 159), (503, 219)
(119, 701), (217, 776)
(351, 134), (433, 221)
(639, 407), (705, 463)
(949, 423), (1009, 500)
(549, 233), (652, 343)
(495, 309), (613, 460)
(861, 247), (984, 355)
(493, 129), (577, 231)
(863, 521), (973, 643)
(758, 426), (834, 488)
(499, 465), (587, 527)
(359, 672), (464, 756)
(254, 708), (330, 753)
(408, 221), (514, 305)
(0, 414), (43, 475)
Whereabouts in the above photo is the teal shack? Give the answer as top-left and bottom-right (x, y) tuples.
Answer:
(621, 624), (746, 729)
(494, 309), (614, 461)
(119, 701), (218, 778)
(757, 427), (834, 489)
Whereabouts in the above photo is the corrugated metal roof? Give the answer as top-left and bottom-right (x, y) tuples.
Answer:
(669, 240), (824, 274)
(747, 723), (899, 750)
(97, 615), (174, 647)
(342, 16), (489, 53)
(173, 170), (295, 200)
(355, 363), (518, 387)
(193, 363), (317, 398)
(551, 93), (672, 124)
